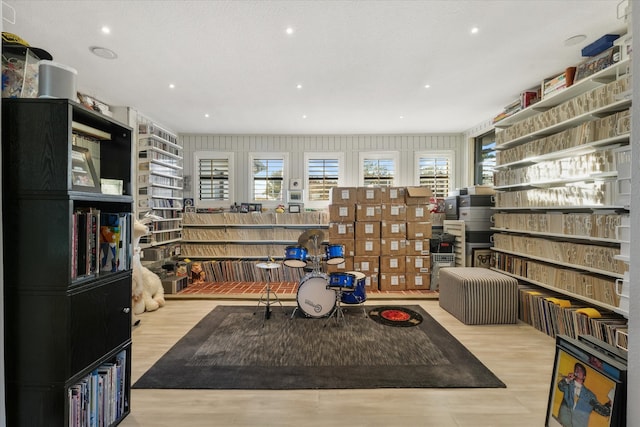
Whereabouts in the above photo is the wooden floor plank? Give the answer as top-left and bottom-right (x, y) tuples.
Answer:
(121, 300), (555, 427)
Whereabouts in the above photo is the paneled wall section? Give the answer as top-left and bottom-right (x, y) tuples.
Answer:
(180, 133), (467, 203)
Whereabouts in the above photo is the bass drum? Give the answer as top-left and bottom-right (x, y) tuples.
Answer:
(296, 273), (336, 318)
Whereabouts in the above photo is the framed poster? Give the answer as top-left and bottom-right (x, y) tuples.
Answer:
(71, 146), (100, 192)
(472, 248), (492, 268)
(546, 335), (627, 427)
(288, 204), (301, 213)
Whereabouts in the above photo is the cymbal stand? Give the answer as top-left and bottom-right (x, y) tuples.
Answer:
(324, 285), (348, 327)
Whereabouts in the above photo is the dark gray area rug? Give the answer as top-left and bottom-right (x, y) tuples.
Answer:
(133, 305), (505, 390)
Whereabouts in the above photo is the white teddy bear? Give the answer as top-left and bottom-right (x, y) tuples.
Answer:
(132, 219), (165, 321)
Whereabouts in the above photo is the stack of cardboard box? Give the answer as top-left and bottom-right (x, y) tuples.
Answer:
(327, 186), (433, 292)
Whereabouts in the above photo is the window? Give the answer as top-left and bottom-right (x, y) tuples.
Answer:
(360, 152), (397, 187)
(251, 154), (287, 202)
(475, 130), (496, 185)
(304, 153), (343, 204)
(194, 151), (233, 207)
(416, 152), (453, 198)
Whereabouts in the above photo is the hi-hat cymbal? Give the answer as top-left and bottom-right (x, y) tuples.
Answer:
(297, 229), (325, 249)
(256, 262), (281, 269)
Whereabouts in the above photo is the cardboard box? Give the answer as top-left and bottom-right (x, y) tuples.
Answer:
(405, 239), (430, 256)
(330, 238), (355, 257)
(331, 187), (357, 204)
(356, 203), (382, 221)
(353, 256), (379, 274)
(357, 187), (382, 204)
(380, 238), (407, 255)
(379, 273), (406, 291)
(405, 273), (431, 290)
(406, 205), (431, 222)
(355, 221), (381, 239)
(381, 220), (407, 238)
(405, 186), (432, 205)
(355, 238), (381, 256)
(328, 222), (355, 239)
(381, 204), (407, 221)
(364, 273), (379, 291)
(329, 204), (355, 222)
(380, 186), (406, 203)
(406, 221), (432, 239)
(379, 255), (406, 273)
(326, 257), (354, 273)
(405, 255), (431, 273)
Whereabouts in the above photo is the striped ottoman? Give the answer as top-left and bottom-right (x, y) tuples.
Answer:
(438, 267), (518, 325)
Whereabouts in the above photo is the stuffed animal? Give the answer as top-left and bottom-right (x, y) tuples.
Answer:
(191, 262), (205, 284)
(132, 219), (165, 319)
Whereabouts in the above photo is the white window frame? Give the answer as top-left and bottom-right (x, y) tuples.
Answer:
(414, 150), (455, 198)
(358, 151), (399, 187)
(193, 151), (234, 209)
(303, 152), (344, 209)
(249, 152), (289, 205)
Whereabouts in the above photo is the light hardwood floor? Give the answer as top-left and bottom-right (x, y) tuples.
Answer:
(120, 299), (556, 427)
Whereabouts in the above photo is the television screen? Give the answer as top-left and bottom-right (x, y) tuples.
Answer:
(546, 335), (626, 427)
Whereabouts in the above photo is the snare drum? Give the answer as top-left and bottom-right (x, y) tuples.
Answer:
(284, 245), (308, 268)
(325, 244), (345, 265)
(328, 272), (357, 290)
(341, 271), (367, 304)
(296, 273), (336, 318)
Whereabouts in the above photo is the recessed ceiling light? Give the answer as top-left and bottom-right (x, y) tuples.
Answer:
(89, 46), (118, 59)
(564, 34), (587, 46)
(204, 113), (210, 118)
(296, 84), (302, 89)
(424, 84), (431, 89)
(169, 84), (175, 89)
(286, 27), (294, 35)
(470, 27), (479, 35)
(302, 115), (307, 119)
(399, 116), (404, 119)
(101, 26), (111, 34)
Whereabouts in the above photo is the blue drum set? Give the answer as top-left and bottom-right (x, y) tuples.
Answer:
(285, 229), (367, 322)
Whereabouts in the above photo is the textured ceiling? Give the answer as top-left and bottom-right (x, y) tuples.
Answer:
(3, 0), (628, 134)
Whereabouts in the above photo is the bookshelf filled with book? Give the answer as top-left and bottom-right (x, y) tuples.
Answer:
(136, 116), (183, 249)
(181, 211), (329, 260)
(491, 57), (631, 349)
(2, 98), (133, 426)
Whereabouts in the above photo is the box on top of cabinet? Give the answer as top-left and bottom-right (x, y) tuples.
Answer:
(405, 186), (432, 205)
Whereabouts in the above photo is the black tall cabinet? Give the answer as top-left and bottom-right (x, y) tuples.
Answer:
(2, 98), (133, 426)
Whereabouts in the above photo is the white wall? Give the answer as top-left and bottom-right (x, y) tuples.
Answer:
(180, 133), (467, 204)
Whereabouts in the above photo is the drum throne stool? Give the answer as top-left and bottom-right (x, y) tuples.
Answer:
(254, 260), (286, 325)
(438, 267), (518, 325)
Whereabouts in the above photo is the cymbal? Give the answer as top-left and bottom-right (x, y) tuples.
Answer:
(256, 262), (281, 269)
(297, 229), (325, 249)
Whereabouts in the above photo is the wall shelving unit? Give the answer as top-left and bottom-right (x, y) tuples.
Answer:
(181, 211), (329, 260)
(136, 117), (183, 249)
(491, 60), (631, 347)
(2, 98), (133, 426)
